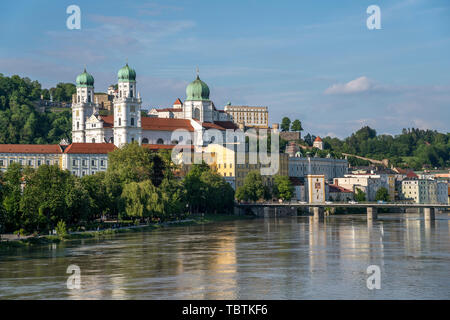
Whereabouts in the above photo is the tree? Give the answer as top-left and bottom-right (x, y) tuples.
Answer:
(281, 117), (291, 132)
(291, 119), (303, 132)
(236, 170), (265, 202)
(182, 163), (234, 214)
(20, 165), (74, 232)
(2, 163), (24, 231)
(106, 142), (166, 186)
(375, 187), (389, 202)
(273, 175), (294, 201)
(354, 188), (366, 202)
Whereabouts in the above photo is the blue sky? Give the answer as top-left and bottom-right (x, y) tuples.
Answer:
(0, 0), (449, 138)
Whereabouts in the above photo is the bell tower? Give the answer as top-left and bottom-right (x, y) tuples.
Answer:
(113, 63), (142, 147)
(72, 68), (95, 143)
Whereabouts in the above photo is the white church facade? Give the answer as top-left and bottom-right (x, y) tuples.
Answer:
(71, 64), (236, 148)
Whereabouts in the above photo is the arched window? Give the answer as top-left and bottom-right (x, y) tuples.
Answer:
(92, 138), (95, 143)
(130, 90), (133, 98)
(142, 138), (149, 144)
(193, 107), (200, 120)
(157, 138), (164, 144)
(131, 118), (134, 126)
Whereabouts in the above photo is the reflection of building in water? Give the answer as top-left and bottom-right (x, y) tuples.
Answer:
(405, 219), (422, 254)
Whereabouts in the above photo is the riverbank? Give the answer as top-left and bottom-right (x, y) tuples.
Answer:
(0, 214), (254, 249)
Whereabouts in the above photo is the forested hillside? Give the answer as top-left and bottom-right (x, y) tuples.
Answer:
(321, 126), (450, 170)
(0, 74), (72, 144)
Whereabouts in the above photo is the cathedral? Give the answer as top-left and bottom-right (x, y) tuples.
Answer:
(72, 63), (236, 147)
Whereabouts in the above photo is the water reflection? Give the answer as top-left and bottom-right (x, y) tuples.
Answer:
(0, 213), (449, 299)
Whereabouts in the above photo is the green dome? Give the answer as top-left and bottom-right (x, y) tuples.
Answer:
(76, 68), (94, 87)
(186, 75), (210, 101)
(117, 63), (136, 82)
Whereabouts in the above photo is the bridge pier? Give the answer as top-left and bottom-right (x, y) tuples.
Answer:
(313, 207), (324, 220)
(424, 208), (435, 221)
(367, 207), (377, 220)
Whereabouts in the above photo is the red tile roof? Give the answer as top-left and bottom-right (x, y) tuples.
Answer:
(314, 136), (322, 142)
(173, 98), (182, 105)
(100, 115), (114, 128)
(0, 144), (62, 154)
(142, 117), (195, 132)
(64, 143), (117, 154)
(406, 171), (418, 178)
(328, 184), (353, 193)
(198, 121), (238, 130)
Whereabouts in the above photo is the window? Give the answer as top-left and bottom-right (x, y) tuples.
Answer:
(130, 90), (133, 98)
(92, 160), (95, 166)
(0, 160), (3, 166)
(38, 160), (41, 166)
(142, 138), (149, 144)
(88, 94), (91, 103)
(92, 138), (95, 143)
(82, 171), (85, 176)
(101, 160), (104, 166)
(46, 160), (50, 165)
(157, 138), (164, 144)
(77, 122), (79, 130)
(92, 171), (95, 175)
(131, 137), (134, 142)
(82, 160), (86, 166)
(119, 118), (121, 126)
(131, 118), (134, 126)
(73, 159), (76, 166)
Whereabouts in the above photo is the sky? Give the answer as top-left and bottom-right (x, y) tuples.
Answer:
(0, 0), (449, 138)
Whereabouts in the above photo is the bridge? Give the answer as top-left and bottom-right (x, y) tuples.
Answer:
(235, 202), (450, 221)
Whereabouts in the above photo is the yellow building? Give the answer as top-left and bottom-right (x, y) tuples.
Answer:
(223, 105), (269, 128)
(203, 144), (289, 190)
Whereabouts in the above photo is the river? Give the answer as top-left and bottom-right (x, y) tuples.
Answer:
(0, 213), (449, 299)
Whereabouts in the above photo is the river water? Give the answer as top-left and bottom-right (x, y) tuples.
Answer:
(0, 213), (449, 299)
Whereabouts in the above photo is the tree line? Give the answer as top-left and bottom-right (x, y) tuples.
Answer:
(321, 126), (449, 169)
(0, 143), (235, 235)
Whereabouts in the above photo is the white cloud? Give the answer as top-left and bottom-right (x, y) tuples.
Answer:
(324, 76), (375, 95)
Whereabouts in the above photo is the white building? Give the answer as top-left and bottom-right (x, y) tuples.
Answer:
(334, 174), (385, 201)
(401, 178), (449, 204)
(289, 155), (348, 181)
(62, 143), (116, 177)
(0, 145), (63, 171)
(313, 136), (323, 150)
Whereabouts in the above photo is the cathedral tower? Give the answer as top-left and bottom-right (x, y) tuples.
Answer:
(113, 63), (142, 147)
(183, 73), (213, 122)
(72, 68), (95, 143)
